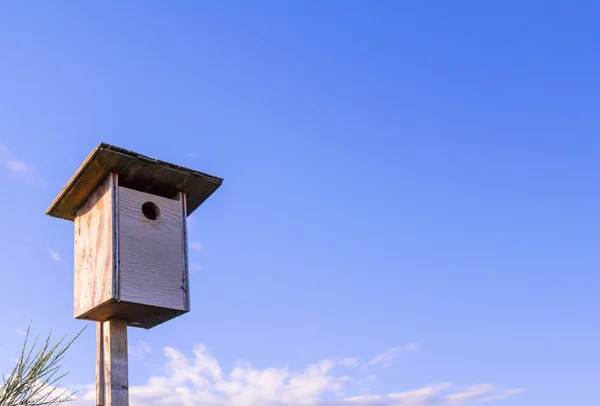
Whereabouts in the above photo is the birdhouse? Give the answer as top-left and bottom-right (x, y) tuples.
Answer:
(46, 143), (222, 329)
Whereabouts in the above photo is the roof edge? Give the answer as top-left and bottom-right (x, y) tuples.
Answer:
(46, 142), (223, 221)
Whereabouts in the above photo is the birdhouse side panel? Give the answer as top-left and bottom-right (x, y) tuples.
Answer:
(118, 187), (186, 311)
(74, 173), (118, 318)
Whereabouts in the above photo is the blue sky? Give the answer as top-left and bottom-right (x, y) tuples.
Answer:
(1, 1), (599, 405)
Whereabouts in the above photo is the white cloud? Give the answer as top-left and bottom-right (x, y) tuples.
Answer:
(345, 383), (523, 406)
(188, 152), (197, 158)
(347, 382), (453, 404)
(190, 241), (204, 252)
(15, 328), (26, 336)
(130, 341), (152, 359)
(46, 246), (65, 265)
(445, 384), (495, 404)
(366, 347), (399, 367)
(0, 377), (78, 404)
(482, 388), (525, 402)
(403, 343), (420, 353)
(0, 143), (45, 188)
(67, 344), (522, 406)
(6, 160), (27, 172)
(364, 344), (419, 368)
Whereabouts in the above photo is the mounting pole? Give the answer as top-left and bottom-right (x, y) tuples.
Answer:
(96, 320), (129, 406)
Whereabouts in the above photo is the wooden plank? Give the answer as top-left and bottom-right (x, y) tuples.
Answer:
(118, 186), (186, 311)
(46, 143), (223, 221)
(112, 174), (120, 301)
(177, 192), (190, 311)
(77, 300), (187, 329)
(96, 322), (105, 406)
(98, 319), (128, 406)
(74, 173), (117, 318)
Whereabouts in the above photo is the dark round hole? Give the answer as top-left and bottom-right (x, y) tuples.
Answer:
(142, 202), (160, 220)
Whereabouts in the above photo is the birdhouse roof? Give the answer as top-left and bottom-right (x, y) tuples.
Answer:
(46, 143), (223, 221)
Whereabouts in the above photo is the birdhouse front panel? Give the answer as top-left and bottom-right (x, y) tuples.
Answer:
(74, 173), (118, 318)
(118, 186), (187, 311)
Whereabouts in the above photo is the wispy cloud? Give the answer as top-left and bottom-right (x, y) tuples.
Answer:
(403, 342), (420, 353)
(365, 343), (420, 368)
(15, 328), (26, 336)
(445, 384), (500, 404)
(365, 343), (418, 368)
(0, 143), (45, 188)
(190, 241), (204, 252)
(188, 152), (197, 158)
(482, 388), (525, 402)
(67, 343), (522, 406)
(366, 347), (400, 368)
(129, 341), (152, 359)
(46, 246), (66, 265)
(344, 382), (523, 405)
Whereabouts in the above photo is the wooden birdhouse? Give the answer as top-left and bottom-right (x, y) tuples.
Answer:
(46, 143), (223, 329)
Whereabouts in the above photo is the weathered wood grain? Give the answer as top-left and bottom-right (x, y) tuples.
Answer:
(74, 173), (118, 318)
(46, 143), (222, 221)
(118, 186), (186, 311)
(97, 319), (128, 406)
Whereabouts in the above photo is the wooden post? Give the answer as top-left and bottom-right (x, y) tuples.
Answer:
(97, 320), (129, 406)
